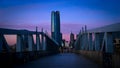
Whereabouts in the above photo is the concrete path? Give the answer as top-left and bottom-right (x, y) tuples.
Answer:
(14, 53), (101, 68)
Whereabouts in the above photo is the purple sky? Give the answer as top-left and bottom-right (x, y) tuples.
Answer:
(0, 0), (120, 43)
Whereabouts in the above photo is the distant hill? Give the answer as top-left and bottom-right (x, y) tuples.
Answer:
(88, 23), (120, 33)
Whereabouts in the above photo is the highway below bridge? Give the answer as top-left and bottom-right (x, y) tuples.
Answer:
(13, 53), (101, 68)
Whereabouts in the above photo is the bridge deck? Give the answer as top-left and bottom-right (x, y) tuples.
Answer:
(14, 53), (101, 68)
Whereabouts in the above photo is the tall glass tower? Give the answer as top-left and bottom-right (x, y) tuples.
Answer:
(51, 11), (61, 45)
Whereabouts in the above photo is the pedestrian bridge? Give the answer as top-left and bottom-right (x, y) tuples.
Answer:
(0, 23), (120, 68)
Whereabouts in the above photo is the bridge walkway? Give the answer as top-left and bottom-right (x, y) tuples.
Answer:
(14, 53), (101, 68)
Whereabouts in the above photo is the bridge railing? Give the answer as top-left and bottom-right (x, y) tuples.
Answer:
(74, 25), (120, 68)
(0, 28), (59, 65)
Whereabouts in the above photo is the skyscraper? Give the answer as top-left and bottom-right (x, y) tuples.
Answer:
(51, 11), (56, 39)
(51, 11), (61, 45)
(70, 32), (75, 48)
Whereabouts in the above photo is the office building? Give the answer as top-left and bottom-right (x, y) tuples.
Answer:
(51, 11), (61, 45)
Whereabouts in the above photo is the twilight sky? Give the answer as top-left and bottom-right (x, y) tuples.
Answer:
(0, 0), (120, 43)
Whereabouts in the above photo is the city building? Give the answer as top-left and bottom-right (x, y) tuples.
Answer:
(69, 32), (75, 48)
(51, 11), (61, 46)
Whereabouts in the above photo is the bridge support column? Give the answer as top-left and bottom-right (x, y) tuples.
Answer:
(105, 32), (114, 53)
(28, 35), (34, 51)
(36, 34), (40, 51)
(101, 32), (114, 68)
(16, 34), (24, 62)
(16, 34), (23, 52)
(88, 33), (93, 50)
(41, 29), (46, 51)
(42, 36), (46, 51)
(41, 33), (46, 51)
(95, 33), (100, 51)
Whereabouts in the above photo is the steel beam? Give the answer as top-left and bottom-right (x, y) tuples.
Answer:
(16, 34), (23, 52)
(28, 35), (33, 51)
(0, 28), (42, 35)
(36, 34), (40, 51)
(95, 33), (100, 51)
(0, 34), (10, 52)
(42, 36), (46, 51)
(105, 32), (114, 53)
(88, 33), (93, 50)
